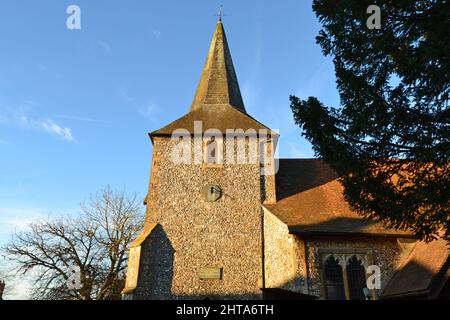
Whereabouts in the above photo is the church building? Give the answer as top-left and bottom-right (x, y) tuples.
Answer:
(122, 20), (449, 300)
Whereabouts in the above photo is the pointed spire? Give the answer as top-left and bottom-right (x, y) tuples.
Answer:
(190, 20), (246, 113)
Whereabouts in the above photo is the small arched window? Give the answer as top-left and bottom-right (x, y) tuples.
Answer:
(205, 136), (219, 164)
(346, 256), (367, 300)
(324, 256), (346, 300)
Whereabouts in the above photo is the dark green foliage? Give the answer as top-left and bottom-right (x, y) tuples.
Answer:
(291, 0), (449, 241)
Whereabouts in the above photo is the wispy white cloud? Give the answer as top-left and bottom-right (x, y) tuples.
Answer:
(118, 88), (135, 105)
(151, 29), (162, 39)
(36, 63), (50, 73)
(23, 100), (41, 107)
(55, 115), (104, 123)
(0, 206), (48, 239)
(295, 62), (333, 100)
(36, 64), (60, 78)
(118, 87), (160, 122)
(0, 212), (40, 233)
(18, 116), (74, 142)
(241, 35), (263, 113)
(97, 40), (112, 54)
(41, 119), (74, 141)
(0, 106), (75, 142)
(137, 102), (159, 120)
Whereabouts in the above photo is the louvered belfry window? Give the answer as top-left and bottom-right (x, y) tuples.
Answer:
(324, 256), (346, 300)
(346, 256), (367, 300)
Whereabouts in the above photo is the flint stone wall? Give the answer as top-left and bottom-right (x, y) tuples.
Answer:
(263, 208), (306, 293)
(138, 136), (267, 299)
(304, 236), (402, 298)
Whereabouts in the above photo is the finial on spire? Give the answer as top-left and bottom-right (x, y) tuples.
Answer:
(214, 4), (226, 21)
(218, 5), (223, 21)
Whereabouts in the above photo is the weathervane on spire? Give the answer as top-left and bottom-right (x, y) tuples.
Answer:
(214, 4), (226, 21)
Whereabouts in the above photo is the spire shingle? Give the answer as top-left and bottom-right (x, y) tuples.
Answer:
(190, 20), (246, 113)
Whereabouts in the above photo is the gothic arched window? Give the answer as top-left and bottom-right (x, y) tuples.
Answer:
(324, 256), (346, 300)
(346, 256), (367, 300)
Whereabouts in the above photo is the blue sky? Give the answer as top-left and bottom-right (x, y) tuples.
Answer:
(0, 0), (339, 297)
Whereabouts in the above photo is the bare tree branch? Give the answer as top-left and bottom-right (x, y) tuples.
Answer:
(1, 187), (144, 300)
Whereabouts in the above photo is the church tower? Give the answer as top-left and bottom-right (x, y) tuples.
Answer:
(122, 20), (277, 299)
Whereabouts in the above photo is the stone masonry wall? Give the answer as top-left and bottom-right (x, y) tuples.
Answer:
(304, 236), (402, 298)
(139, 136), (265, 299)
(133, 134), (405, 300)
(132, 225), (174, 299)
(263, 208), (305, 292)
(261, 213), (404, 299)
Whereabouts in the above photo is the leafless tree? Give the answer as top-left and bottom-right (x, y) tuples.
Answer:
(1, 187), (144, 300)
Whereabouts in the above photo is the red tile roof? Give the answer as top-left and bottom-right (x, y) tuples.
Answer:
(381, 238), (449, 298)
(265, 159), (413, 237)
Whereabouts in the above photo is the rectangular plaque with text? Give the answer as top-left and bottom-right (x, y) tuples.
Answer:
(197, 267), (223, 280)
